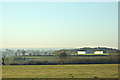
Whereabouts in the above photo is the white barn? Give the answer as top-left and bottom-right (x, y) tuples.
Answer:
(24, 53), (30, 56)
(94, 51), (103, 54)
(78, 51), (86, 54)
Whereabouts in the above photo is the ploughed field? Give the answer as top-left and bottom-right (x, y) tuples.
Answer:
(2, 64), (118, 78)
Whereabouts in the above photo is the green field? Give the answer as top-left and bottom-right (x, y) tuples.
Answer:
(21, 56), (59, 62)
(4, 55), (111, 65)
(17, 55), (109, 63)
(2, 64), (118, 78)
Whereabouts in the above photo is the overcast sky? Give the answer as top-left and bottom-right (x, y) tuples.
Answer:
(1, 2), (118, 48)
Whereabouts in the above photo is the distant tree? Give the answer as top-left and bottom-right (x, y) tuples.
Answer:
(29, 52), (32, 56)
(2, 57), (5, 65)
(58, 51), (68, 59)
(45, 52), (47, 55)
(15, 53), (17, 56)
(16, 49), (22, 56)
(22, 50), (26, 56)
(49, 53), (51, 55)
(21, 50), (26, 61)
(2, 55), (6, 65)
(58, 51), (68, 65)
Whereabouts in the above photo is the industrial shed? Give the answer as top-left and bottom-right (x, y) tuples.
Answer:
(77, 50), (86, 54)
(94, 51), (103, 54)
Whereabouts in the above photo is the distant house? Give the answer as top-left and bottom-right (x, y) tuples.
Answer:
(78, 50), (86, 54)
(24, 53), (30, 56)
(94, 51), (103, 54)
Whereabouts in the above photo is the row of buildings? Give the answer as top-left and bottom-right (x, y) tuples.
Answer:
(77, 50), (105, 54)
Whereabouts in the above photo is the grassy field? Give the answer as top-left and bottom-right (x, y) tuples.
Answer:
(21, 56), (59, 62)
(2, 64), (118, 78)
(20, 55), (108, 60)
(5, 54), (117, 65)
(21, 55), (108, 59)
(18, 55), (109, 63)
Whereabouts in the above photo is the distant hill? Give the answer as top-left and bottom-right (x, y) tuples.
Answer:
(54, 47), (118, 55)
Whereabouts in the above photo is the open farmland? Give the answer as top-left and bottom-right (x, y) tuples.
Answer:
(4, 53), (118, 65)
(20, 55), (109, 62)
(21, 56), (59, 62)
(2, 64), (118, 78)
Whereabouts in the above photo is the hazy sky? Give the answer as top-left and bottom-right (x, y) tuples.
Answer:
(0, 0), (119, 2)
(1, 2), (118, 48)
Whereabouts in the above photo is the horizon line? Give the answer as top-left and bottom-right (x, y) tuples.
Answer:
(0, 46), (118, 49)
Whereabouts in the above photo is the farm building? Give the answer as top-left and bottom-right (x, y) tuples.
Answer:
(78, 50), (86, 54)
(24, 53), (30, 56)
(94, 51), (103, 54)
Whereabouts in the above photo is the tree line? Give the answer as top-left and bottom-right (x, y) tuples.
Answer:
(2, 51), (119, 65)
